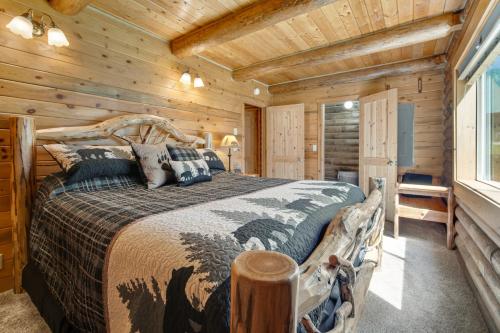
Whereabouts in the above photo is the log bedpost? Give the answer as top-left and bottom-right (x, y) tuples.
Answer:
(230, 250), (299, 333)
(10, 116), (36, 293)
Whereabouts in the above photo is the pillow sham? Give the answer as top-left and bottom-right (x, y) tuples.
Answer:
(166, 145), (201, 161)
(170, 159), (212, 186)
(44, 144), (138, 185)
(131, 142), (176, 189)
(196, 148), (226, 171)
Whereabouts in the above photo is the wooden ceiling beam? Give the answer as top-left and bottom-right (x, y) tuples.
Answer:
(47, 0), (92, 15)
(234, 13), (462, 81)
(171, 0), (338, 58)
(268, 55), (447, 95)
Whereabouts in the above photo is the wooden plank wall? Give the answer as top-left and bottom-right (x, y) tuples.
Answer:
(0, 0), (270, 179)
(271, 70), (445, 180)
(324, 104), (359, 180)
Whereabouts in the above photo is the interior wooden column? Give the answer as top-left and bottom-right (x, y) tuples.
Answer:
(47, 0), (92, 15)
(10, 117), (36, 293)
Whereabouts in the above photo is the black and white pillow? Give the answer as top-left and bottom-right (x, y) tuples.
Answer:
(44, 144), (138, 185)
(131, 142), (176, 189)
(170, 159), (212, 186)
(196, 148), (226, 171)
(167, 145), (202, 161)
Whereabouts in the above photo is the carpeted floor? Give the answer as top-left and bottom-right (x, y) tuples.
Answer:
(358, 219), (488, 333)
(0, 219), (488, 333)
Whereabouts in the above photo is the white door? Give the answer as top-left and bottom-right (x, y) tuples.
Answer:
(359, 89), (398, 220)
(266, 104), (305, 180)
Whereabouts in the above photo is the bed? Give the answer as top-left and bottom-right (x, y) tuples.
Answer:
(9, 115), (386, 333)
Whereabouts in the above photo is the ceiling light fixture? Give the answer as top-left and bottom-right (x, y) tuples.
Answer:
(6, 9), (69, 47)
(344, 101), (354, 109)
(193, 75), (204, 88)
(179, 70), (192, 85)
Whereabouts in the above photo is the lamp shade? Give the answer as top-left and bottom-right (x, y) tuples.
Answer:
(193, 75), (204, 88)
(180, 71), (191, 84)
(6, 15), (33, 39)
(220, 134), (239, 148)
(48, 27), (69, 47)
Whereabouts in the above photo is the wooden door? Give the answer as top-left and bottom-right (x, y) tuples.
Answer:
(359, 89), (398, 220)
(266, 104), (304, 180)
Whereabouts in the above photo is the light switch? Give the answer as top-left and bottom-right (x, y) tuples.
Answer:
(233, 128), (238, 136)
(311, 144), (317, 152)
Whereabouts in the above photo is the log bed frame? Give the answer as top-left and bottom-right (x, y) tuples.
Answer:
(10, 115), (386, 333)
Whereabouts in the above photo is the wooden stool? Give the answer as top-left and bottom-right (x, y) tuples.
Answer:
(394, 183), (455, 249)
(230, 250), (299, 333)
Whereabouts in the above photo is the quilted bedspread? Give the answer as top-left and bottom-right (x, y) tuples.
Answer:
(30, 172), (365, 332)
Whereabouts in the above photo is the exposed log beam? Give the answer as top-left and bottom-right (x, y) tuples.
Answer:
(171, 0), (338, 58)
(47, 0), (92, 15)
(268, 55), (446, 95)
(234, 13), (462, 81)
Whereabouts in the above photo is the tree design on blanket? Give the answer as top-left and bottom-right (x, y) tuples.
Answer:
(116, 183), (356, 333)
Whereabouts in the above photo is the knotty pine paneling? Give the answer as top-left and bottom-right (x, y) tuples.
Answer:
(0, 116), (12, 292)
(0, 0), (270, 172)
(272, 70), (445, 180)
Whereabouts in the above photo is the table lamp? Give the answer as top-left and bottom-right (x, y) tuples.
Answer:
(220, 134), (240, 172)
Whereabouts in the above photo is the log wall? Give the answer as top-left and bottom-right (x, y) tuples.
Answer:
(0, 0), (270, 179)
(271, 70), (445, 180)
(323, 104), (359, 180)
(0, 116), (12, 292)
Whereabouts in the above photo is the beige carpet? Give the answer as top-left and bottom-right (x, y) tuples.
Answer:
(0, 289), (49, 332)
(358, 219), (488, 333)
(0, 220), (488, 333)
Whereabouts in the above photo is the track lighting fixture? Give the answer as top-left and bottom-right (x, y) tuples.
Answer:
(6, 9), (69, 47)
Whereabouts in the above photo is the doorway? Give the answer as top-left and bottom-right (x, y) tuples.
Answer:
(243, 104), (263, 176)
(322, 100), (360, 181)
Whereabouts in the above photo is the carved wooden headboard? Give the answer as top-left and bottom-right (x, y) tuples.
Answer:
(10, 114), (205, 292)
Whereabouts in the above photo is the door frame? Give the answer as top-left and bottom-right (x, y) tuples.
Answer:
(316, 95), (360, 180)
(241, 103), (266, 175)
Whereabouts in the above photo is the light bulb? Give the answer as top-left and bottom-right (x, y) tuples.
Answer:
(180, 71), (191, 85)
(253, 87), (260, 96)
(344, 101), (354, 109)
(48, 27), (69, 47)
(6, 15), (33, 39)
(193, 75), (204, 88)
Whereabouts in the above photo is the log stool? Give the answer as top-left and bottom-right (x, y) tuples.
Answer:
(230, 250), (299, 333)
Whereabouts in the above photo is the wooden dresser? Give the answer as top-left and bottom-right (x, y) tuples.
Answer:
(0, 116), (13, 292)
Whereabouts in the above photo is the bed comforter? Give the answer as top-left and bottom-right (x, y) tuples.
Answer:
(30, 172), (365, 332)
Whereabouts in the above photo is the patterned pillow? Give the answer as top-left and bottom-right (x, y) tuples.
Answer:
(131, 142), (176, 189)
(44, 144), (138, 185)
(196, 148), (226, 171)
(170, 159), (212, 186)
(167, 145), (202, 161)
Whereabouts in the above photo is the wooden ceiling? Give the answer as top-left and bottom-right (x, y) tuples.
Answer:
(88, 0), (467, 86)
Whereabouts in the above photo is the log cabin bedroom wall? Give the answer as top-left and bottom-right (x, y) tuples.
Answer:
(0, 0), (270, 183)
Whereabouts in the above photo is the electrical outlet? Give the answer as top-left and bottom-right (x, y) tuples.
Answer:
(0, 253), (3, 270)
(311, 144), (317, 152)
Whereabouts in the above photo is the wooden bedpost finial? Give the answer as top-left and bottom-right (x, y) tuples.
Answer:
(230, 250), (299, 333)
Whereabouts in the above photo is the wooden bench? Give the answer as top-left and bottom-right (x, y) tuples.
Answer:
(394, 182), (455, 249)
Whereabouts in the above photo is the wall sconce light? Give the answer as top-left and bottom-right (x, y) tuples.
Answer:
(253, 87), (260, 96)
(6, 9), (69, 47)
(179, 70), (192, 85)
(193, 74), (204, 88)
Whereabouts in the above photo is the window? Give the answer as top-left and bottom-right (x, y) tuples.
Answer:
(477, 56), (500, 186)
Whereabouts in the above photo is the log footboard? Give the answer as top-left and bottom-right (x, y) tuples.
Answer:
(230, 177), (386, 333)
